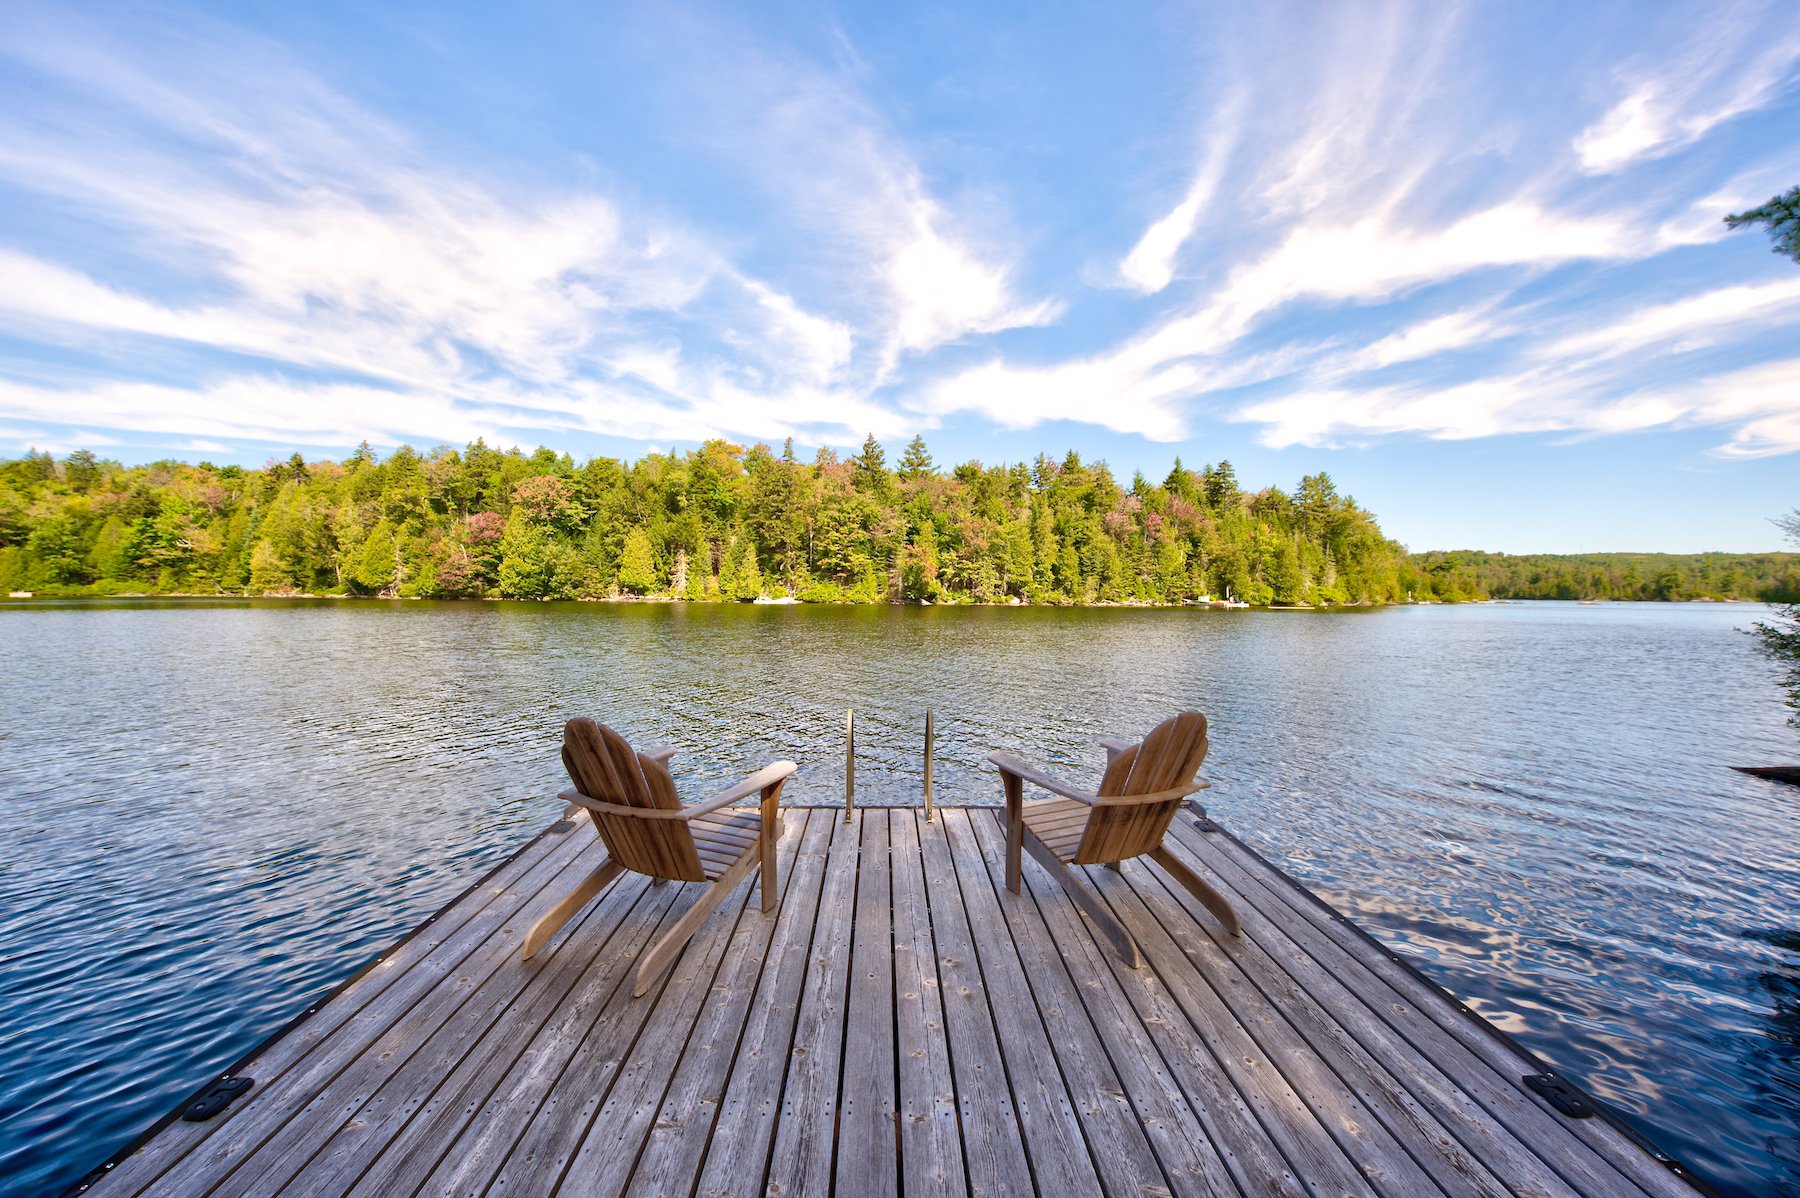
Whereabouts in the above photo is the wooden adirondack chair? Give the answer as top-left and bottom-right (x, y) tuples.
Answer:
(988, 711), (1240, 968)
(522, 717), (797, 996)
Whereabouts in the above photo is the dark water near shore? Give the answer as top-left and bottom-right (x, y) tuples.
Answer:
(0, 599), (1796, 1196)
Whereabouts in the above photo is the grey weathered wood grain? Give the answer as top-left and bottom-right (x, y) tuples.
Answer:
(343, 869), (674, 1198)
(965, 811), (1239, 1198)
(113, 826), (597, 1197)
(1103, 855), (1478, 1198)
(555, 809), (811, 1196)
(761, 811), (861, 1198)
(1085, 856), (1392, 1198)
(95, 826), (575, 1197)
(835, 808), (900, 1197)
(951, 811), (1172, 1198)
(890, 810), (968, 1198)
(940, 810), (1105, 1196)
(686, 811), (838, 1198)
(470, 875), (755, 1198)
(1128, 839), (1569, 1198)
(626, 809), (832, 1198)
(242, 853), (667, 1197)
(218, 843), (652, 1198)
(915, 809), (1034, 1197)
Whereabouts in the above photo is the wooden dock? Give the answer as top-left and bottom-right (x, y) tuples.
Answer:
(85, 807), (1705, 1197)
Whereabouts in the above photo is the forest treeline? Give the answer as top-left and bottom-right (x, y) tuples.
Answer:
(1408, 550), (1798, 603)
(0, 441), (1791, 605)
(0, 439), (1408, 604)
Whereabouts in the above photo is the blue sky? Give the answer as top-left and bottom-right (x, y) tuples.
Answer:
(0, 1), (1796, 552)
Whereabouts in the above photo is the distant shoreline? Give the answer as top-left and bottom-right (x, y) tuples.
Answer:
(0, 590), (1771, 607)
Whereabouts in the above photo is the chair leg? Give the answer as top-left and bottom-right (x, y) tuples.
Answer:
(1149, 845), (1241, 936)
(1002, 773), (1024, 894)
(522, 857), (623, 960)
(759, 781), (785, 914)
(1022, 830), (1141, 968)
(635, 850), (759, 997)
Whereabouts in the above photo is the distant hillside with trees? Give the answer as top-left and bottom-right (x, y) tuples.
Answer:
(0, 441), (1789, 606)
(1406, 550), (1798, 603)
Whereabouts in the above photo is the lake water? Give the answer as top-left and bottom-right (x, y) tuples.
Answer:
(0, 599), (1796, 1196)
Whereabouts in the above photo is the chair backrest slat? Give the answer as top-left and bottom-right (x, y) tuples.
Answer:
(1076, 711), (1208, 865)
(563, 718), (703, 881)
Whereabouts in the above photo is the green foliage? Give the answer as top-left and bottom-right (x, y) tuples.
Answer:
(497, 509), (575, 599)
(1401, 550), (1800, 603)
(354, 519), (398, 594)
(898, 434), (934, 481)
(732, 542), (764, 600)
(0, 442), (1546, 608)
(852, 434), (890, 494)
(1725, 186), (1800, 263)
(618, 527), (659, 595)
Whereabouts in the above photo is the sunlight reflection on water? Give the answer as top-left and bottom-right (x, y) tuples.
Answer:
(0, 598), (1796, 1195)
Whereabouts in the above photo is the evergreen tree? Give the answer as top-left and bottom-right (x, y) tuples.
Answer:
(732, 543), (764, 600)
(852, 435), (890, 493)
(898, 435), (935, 481)
(63, 450), (101, 492)
(1754, 510), (1800, 728)
(900, 523), (940, 599)
(498, 509), (572, 599)
(249, 539), (291, 593)
(684, 550), (714, 602)
(1205, 460), (1240, 511)
(12, 440), (1781, 610)
(1725, 186), (1800, 263)
(354, 520), (398, 594)
(618, 527), (659, 594)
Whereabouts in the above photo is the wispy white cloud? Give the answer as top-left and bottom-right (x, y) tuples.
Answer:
(1542, 277), (1800, 364)
(1573, 11), (1800, 173)
(1234, 349), (1800, 458)
(921, 2), (1800, 459)
(925, 200), (1639, 437)
(0, 423), (121, 455)
(1349, 308), (1507, 371)
(0, 5), (1041, 452)
(1118, 98), (1244, 294)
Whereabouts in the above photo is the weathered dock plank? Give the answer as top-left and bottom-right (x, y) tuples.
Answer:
(622, 808), (831, 1198)
(762, 811), (861, 1198)
(943, 809), (1158, 1196)
(912, 802), (1034, 1197)
(88, 808), (1706, 1198)
(835, 808), (899, 1198)
(890, 806), (968, 1197)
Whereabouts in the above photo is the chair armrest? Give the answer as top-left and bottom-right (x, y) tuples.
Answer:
(640, 744), (677, 766)
(677, 761), (800, 819)
(986, 751), (1098, 804)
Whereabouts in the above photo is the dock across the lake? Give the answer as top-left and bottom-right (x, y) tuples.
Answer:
(84, 807), (1706, 1197)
